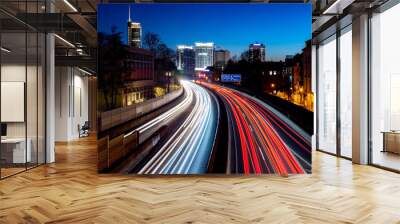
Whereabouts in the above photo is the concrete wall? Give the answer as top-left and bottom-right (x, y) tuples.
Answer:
(99, 87), (183, 132)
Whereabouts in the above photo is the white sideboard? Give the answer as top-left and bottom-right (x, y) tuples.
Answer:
(1, 138), (32, 163)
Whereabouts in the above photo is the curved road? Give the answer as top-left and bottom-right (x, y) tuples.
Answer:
(201, 82), (311, 175)
(137, 80), (218, 174)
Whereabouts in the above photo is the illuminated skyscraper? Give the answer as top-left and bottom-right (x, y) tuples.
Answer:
(195, 42), (214, 71)
(249, 43), (266, 62)
(127, 6), (142, 48)
(176, 45), (195, 78)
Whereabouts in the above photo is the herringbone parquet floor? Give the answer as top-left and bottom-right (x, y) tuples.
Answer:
(1, 136), (400, 224)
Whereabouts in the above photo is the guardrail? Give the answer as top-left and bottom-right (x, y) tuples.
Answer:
(98, 131), (139, 172)
(222, 83), (313, 135)
(97, 87), (184, 172)
(98, 87), (183, 132)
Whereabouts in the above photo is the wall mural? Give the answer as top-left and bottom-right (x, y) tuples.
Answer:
(97, 3), (313, 175)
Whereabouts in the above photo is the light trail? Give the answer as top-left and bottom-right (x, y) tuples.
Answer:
(201, 82), (311, 175)
(124, 81), (193, 143)
(138, 81), (218, 174)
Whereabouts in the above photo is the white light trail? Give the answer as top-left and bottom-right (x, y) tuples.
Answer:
(138, 81), (217, 174)
(63, 0), (78, 12)
(1, 47), (11, 53)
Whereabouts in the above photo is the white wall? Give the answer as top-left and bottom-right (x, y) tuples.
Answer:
(55, 66), (70, 141)
(1, 65), (26, 138)
(1, 63), (46, 164)
(72, 72), (89, 138)
(54, 67), (89, 141)
(1, 65), (42, 137)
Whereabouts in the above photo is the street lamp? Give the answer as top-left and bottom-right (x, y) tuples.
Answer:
(165, 71), (172, 93)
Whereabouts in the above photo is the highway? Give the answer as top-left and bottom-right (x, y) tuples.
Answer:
(129, 81), (193, 145)
(137, 80), (218, 174)
(121, 80), (310, 175)
(201, 82), (311, 174)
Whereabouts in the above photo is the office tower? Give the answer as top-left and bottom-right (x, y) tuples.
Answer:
(249, 43), (266, 62)
(195, 42), (214, 71)
(176, 45), (196, 78)
(127, 6), (142, 48)
(214, 49), (231, 68)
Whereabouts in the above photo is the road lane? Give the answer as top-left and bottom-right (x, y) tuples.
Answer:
(201, 82), (311, 175)
(138, 80), (218, 174)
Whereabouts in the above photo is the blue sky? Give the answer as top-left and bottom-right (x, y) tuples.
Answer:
(98, 3), (311, 61)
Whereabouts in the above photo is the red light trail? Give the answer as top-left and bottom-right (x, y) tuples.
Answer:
(201, 82), (311, 175)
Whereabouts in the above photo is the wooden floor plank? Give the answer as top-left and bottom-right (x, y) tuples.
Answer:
(1, 136), (400, 223)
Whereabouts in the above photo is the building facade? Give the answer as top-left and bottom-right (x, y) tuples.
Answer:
(302, 40), (312, 94)
(195, 42), (214, 71)
(249, 43), (266, 62)
(176, 45), (195, 79)
(214, 49), (230, 68)
(123, 47), (155, 106)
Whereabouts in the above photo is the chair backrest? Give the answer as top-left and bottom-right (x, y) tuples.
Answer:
(82, 121), (90, 129)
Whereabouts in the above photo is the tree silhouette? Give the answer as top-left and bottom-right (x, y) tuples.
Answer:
(142, 32), (177, 83)
(143, 32), (161, 53)
(98, 26), (128, 111)
(240, 50), (249, 61)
